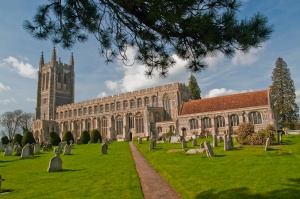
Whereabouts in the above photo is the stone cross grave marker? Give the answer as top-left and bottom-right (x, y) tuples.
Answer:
(47, 147), (63, 172)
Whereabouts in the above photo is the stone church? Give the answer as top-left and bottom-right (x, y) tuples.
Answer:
(32, 49), (277, 141)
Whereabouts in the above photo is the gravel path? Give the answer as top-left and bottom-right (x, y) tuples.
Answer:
(129, 142), (182, 199)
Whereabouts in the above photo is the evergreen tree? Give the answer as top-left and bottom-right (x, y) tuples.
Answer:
(23, 0), (273, 77)
(188, 74), (201, 99)
(271, 57), (299, 129)
(62, 131), (75, 145)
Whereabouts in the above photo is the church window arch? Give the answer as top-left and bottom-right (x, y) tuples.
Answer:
(100, 116), (108, 136)
(163, 94), (171, 119)
(190, 118), (198, 130)
(116, 116), (123, 135)
(203, 117), (211, 128)
(135, 112), (144, 133)
(216, 116), (225, 128)
(230, 114), (239, 126)
(249, 112), (262, 124)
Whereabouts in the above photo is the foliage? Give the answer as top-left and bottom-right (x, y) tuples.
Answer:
(49, 131), (61, 146)
(271, 57), (299, 129)
(62, 131), (75, 144)
(0, 109), (23, 140)
(18, 112), (34, 132)
(188, 74), (201, 99)
(13, 133), (23, 145)
(24, 0), (273, 77)
(132, 136), (139, 141)
(237, 122), (254, 145)
(80, 130), (90, 144)
(21, 131), (36, 146)
(90, 129), (102, 143)
(1, 135), (9, 144)
(166, 131), (174, 137)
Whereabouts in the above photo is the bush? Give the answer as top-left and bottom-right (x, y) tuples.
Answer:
(90, 129), (101, 143)
(166, 131), (174, 137)
(49, 131), (61, 146)
(237, 123), (255, 145)
(62, 131), (75, 144)
(13, 134), (23, 145)
(21, 131), (35, 146)
(132, 136), (139, 141)
(1, 136), (9, 144)
(80, 130), (90, 144)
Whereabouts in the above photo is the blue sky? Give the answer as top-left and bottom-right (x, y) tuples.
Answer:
(0, 0), (299, 115)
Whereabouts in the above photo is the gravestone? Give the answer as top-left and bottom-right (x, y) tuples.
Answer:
(29, 144), (34, 155)
(170, 136), (180, 143)
(14, 143), (19, 151)
(217, 136), (223, 143)
(102, 143), (108, 154)
(204, 141), (214, 157)
(16, 146), (22, 156)
(4, 145), (13, 156)
(47, 147), (63, 172)
(212, 134), (218, 147)
(34, 143), (41, 154)
(43, 145), (48, 151)
(138, 137), (142, 144)
(153, 139), (156, 147)
(205, 131), (209, 138)
(21, 144), (31, 158)
(149, 140), (154, 150)
(199, 142), (205, 149)
(58, 142), (64, 154)
(192, 138), (197, 146)
(0, 142), (4, 152)
(227, 137), (234, 149)
(223, 135), (228, 151)
(64, 144), (72, 155)
(265, 138), (270, 151)
(186, 148), (205, 154)
(182, 139), (187, 148)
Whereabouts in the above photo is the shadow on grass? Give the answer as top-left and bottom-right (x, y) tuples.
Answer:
(0, 189), (14, 194)
(59, 168), (86, 172)
(194, 178), (300, 199)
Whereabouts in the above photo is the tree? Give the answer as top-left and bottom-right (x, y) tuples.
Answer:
(0, 110), (23, 140)
(271, 58), (299, 129)
(23, 0), (273, 77)
(13, 134), (23, 145)
(18, 112), (34, 132)
(188, 74), (201, 99)
(62, 131), (75, 144)
(80, 130), (90, 144)
(1, 136), (9, 145)
(90, 129), (102, 143)
(21, 131), (36, 146)
(49, 131), (61, 146)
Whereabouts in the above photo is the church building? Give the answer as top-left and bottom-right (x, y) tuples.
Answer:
(32, 49), (277, 141)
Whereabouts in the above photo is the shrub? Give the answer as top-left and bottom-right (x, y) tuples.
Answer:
(166, 131), (174, 137)
(49, 131), (61, 146)
(237, 123), (255, 145)
(132, 136), (139, 141)
(21, 131), (35, 146)
(13, 134), (23, 145)
(1, 136), (9, 145)
(62, 131), (75, 144)
(90, 129), (102, 143)
(80, 130), (90, 144)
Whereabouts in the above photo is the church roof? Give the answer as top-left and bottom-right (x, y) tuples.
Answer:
(180, 90), (269, 115)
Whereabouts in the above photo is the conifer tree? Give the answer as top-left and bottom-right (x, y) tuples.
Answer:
(188, 74), (201, 100)
(271, 57), (299, 129)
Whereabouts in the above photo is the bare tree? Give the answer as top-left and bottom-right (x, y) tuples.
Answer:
(0, 110), (23, 140)
(19, 112), (34, 132)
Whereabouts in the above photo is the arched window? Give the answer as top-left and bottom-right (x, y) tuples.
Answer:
(123, 101), (128, 109)
(157, 127), (162, 133)
(190, 119), (198, 130)
(154, 112), (161, 122)
(46, 72), (49, 89)
(152, 96), (158, 107)
(57, 73), (62, 83)
(135, 113), (144, 133)
(73, 109), (77, 116)
(83, 108), (87, 115)
(116, 116), (123, 135)
(144, 97), (149, 106)
(203, 117), (211, 128)
(105, 104), (109, 112)
(69, 110), (72, 117)
(216, 116), (225, 128)
(249, 112), (262, 124)
(88, 107), (92, 114)
(94, 106), (98, 114)
(100, 117), (108, 136)
(64, 74), (67, 84)
(169, 125), (175, 132)
(230, 114), (239, 126)
(137, 98), (142, 107)
(78, 109), (82, 116)
(129, 113), (134, 129)
(163, 94), (171, 119)
(110, 103), (115, 111)
(116, 102), (121, 110)
(42, 73), (46, 90)
(130, 99), (135, 108)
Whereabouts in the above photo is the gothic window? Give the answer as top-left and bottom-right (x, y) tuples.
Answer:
(169, 125), (175, 132)
(117, 102), (121, 110)
(216, 116), (225, 128)
(88, 107), (92, 115)
(83, 108), (87, 115)
(230, 114), (239, 126)
(58, 73), (62, 83)
(157, 127), (162, 133)
(94, 106), (98, 114)
(129, 113), (134, 129)
(152, 96), (158, 107)
(249, 112), (262, 124)
(154, 112), (161, 122)
(135, 113), (144, 133)
(64, 111), (68, 118)
(243, 112), (246, 123)
(144, 97), (149, 106)
(116, 116), (123, 135)
(100, 105), (103, 113)
(190, 119), (198, 130)
(100, 117), (108, 135)
(203, 117), (211, 128)
(110, 103), (115, 111)
(46, 72), (49, 89)
(78, 109), (82, 116)
(69, 110), (72, 118)
(64, 74), (67, 84)
(124, 101), (128, 109)
(73, 109), (77, 116)
(163, 94), (171, 119)
(137, 98), (142, 107)
(130, 99), (135, 108)
(42, 73), (45, 90)
(105, 104), (109, 112)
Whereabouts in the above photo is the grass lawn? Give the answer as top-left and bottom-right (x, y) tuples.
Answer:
(0, 142), (143, 199)
(135, 135), (300, 199)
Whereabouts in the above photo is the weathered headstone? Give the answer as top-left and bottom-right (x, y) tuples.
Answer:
(0, 142), (4, 152)
(4, 145), (13, 156)
(153, 139), (156, 147)
(16, 146), (22, 156)
(101, 142), (108, 154)
(97, 139), (101, 143)
(138, 137), (142, 144)
(199, 142), (205, 149)
(265, 138), (270, 151)
(43, 145), (48, 151)
(185, 148), (205, 154)
(212, 134), (218, 147)
(64, 144), (72, 155)
(34, 143), (41, 154)
(217, 136), (223, 143)
(149, 140), (154, 150)
(182, 139), (187, 148)
(192, 138), (197, 146)
(21, 144), (31, 158)
(170, 136), (180, 143)
(223, 135), (228, 151)
(29, 144), (34, 156)
(204, 141), (214, 157)
(58, 142), (64, 154)
(47, 147), (63, 172)
(205, 131), (209, 138)
(227, 137), (234, 149)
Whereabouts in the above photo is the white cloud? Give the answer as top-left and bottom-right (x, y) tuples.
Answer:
(97, 92), (107, 98)
(0, 97), (16, 105)
(26, 98), (36, 103)
(204, 54), (226, 71)
(231, 45), (266, 66)
(0, 82), (11, 92)
(1, 56), (37, 79)
(104, 80), (119, 91)
(204, 88), (253, 98)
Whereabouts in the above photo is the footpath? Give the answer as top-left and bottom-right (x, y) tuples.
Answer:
(129, 142), (182, 199)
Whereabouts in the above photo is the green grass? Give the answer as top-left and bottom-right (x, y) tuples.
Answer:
(135, 135), (300, 199)
(0, 142), (143, 199)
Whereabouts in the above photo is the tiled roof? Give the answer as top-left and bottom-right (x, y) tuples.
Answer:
(180, 90), (269, 115)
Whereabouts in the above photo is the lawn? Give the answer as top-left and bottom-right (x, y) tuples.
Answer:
(0, 142), (143, 199)
(135, 135), (300, 199)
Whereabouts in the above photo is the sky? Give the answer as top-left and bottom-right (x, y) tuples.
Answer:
(0, 0), (299, 115)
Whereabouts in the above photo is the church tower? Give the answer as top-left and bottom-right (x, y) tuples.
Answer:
(33, 48), (74, 141)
